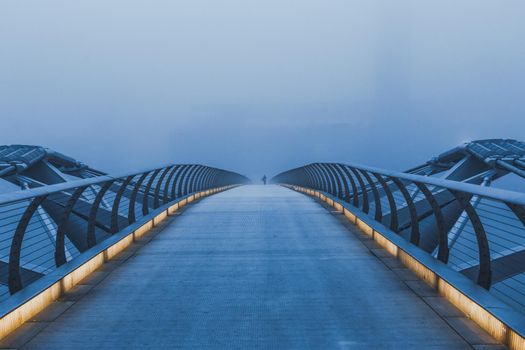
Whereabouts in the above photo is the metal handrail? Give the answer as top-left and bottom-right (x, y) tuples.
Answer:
(272, 162), (525, 315)
(277, 162), (525, 206)
(0, 163), (214, 205)
(0, 164), (250, 299)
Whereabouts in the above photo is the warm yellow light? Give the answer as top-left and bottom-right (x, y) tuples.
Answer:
(0, 187), (223, 341)
(294, 185), (524, 350)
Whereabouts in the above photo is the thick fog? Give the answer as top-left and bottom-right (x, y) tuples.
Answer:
(1, 1), (524, 180)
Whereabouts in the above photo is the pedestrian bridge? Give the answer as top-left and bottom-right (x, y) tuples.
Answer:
(1, 140), (525, 349)
(0, 186), (500, 349)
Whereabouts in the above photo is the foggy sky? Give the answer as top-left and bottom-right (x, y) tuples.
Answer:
(1, 1), (524, 180)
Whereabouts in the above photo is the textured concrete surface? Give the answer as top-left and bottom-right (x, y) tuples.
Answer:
(3, 185), (501, 349)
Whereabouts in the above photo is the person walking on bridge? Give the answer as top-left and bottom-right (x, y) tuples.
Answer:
(261, 175), (267, 185)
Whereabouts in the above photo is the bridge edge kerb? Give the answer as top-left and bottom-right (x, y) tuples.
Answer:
(285, 184), (525, 350)
(0, 185), (238, 341)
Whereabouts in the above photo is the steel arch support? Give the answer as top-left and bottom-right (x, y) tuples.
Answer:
(317, 163), (337, 196)
(330, 164), (349, 200)
(87, 180), (115, 248)
(350, 168), (369, 213)
(306, 164), (323, 191)
(360, 170), (382, 221)
(303, 166), (318, 189)
(189, 165), (206, 193)
(110, 176), (134, 233)
(297, 168), (311, 188)
(206, 169), (219, 189)
(309, 164), (327, 191)
(169, 165), (188, 199)
(183, 165), (200, 195)
(142, 169), (162, 216)
(391, 178), (420, 245)
(198, 167), (213, 191)
(506, 202), (525, 228)
(373, 173), (397, 230)
(194, 166), (209, 192)
(339, 165), (359, 206)
(175, 165), (193, 198)
(163, 165), (181, 204)
(322, 163), (340, 197)
(154, 166), (174, 208)
(318, 163), (335, 195)
(451, 190), (492, 289)
(128, 172), (150, 224)
(415, 182), (449, 263)
(203, 168), (217, 190)
(56, 186), (88, 266)
(8, 195), (47, 294)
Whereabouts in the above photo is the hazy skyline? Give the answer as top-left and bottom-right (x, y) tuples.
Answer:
(1, 1), (524, 180)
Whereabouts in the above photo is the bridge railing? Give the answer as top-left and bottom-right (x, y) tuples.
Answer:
(272, 162), (525, 315)
(0, 164), (249, 301)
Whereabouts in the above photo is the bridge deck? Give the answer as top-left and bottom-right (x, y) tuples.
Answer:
(3, 185), (499, 349)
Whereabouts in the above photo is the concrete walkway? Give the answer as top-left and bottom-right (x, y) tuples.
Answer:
(3, 186), (500, 349)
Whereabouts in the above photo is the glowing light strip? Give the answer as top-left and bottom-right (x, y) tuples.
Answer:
(0, 186), (231, 340)
(293, 185), (525, 350)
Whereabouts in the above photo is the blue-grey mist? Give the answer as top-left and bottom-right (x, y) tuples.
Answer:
(1, 1), (524, 181)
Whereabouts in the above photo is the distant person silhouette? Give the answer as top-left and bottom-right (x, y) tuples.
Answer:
(262, 175), (267, 185)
